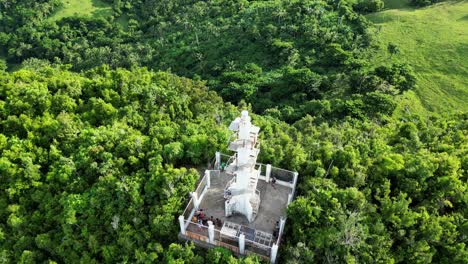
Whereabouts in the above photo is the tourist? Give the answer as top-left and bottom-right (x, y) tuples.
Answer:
(215, 218), (222, 228)
(196, 208), (205, 219)
(196, 217), (203, 231)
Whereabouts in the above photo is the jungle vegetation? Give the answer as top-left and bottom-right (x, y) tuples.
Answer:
(0, 0), (466, 263)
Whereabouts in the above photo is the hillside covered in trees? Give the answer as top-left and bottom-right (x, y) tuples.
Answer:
(0, 0), (467, 263)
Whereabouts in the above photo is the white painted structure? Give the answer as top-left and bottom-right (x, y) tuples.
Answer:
(224, 111), (261, 222)
(239, 233), (246, 254)
(271, 243), (279, 264)
(178, 215), (186, 235)
(208, 221), (215, 244)
(178, 110), (300, 264)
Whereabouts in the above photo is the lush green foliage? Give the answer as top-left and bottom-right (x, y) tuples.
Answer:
(0, 0), (419, 122)
(0, 0), (466, 263)
(367, 1), (468, 115)
(409, 0), (443, 7)
(283, 114), (467, 263)
(354, 0), (385, 13)
(0, 66), (252, 263)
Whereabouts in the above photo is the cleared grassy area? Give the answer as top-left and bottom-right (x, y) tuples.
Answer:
(368, 0), (468, 115)
(50, 0), (112, 21)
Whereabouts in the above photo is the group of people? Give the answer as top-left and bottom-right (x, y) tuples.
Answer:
(192, 209), (223, 228)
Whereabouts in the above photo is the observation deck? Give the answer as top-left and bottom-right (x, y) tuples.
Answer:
(178, 111), (298, 263)
(178, 153), (298, 263)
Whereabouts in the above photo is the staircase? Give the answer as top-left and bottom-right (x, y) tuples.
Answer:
(225, 199), (234, 217)
(247, 175), (258, 191)
(250, 191), (261, 221)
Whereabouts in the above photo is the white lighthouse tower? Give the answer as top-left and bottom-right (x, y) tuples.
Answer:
(179, 110), (299, 263)
(224, 110), (261, 222)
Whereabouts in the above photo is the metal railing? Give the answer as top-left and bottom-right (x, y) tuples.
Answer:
(180, 153), (296, 261)
(220, 153), (233, 164)
(182, 198), (195, 220)
(182, 218), (273, 259)
(225, 177), (236, 193)
(259, 163), (267, 176)
(271, 166), (295, 183)
(246, 241), (271, 257)
(184, 220), (209, 242)
(195, 173), (207, 198)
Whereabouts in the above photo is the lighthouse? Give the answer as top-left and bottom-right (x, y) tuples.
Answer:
(224, 110), (261, 222)
(178, 110), (299, 263)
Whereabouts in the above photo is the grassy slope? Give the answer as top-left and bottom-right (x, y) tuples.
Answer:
(50, 0), (130, 30)
(367, 0), (468, 116)
(50, 0), (113, 21)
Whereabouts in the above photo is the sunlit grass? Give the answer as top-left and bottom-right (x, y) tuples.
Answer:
(50, 0), (113, 21)
(368, 1), (468, 115)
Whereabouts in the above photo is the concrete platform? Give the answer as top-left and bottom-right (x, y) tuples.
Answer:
(198, 171), (290, 234)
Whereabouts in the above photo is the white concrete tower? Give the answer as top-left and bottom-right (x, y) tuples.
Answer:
(224, 111), (261, 222)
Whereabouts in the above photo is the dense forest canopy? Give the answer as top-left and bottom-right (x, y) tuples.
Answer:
(0, 0), (467, 263)
(1, 0), (412, 122)
(0, 65), (249, 263)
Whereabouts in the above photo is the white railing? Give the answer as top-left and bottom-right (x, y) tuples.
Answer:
(183, 219), (272, 257)
(180, 152), (294, 264)
(182, 198), (194, 219)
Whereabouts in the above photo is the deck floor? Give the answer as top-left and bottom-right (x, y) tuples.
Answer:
(197, 171), (290, 234)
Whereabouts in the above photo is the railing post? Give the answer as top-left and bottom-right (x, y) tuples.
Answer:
(292, 172), (298, 190)
(239, 233), (245, 255)
(179, 215), (186, 235)
(225, 200), (231, 217)
(287, 193), (293, 205)
(279, 217), (286, 238)
(205, 170), (210, 189)
(191, 192), (199, 209)
(271, 243), (278, 264)
(215, 152), (221, 169)
(266, 164), (272, 182)
(208, 221), (215, 244)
